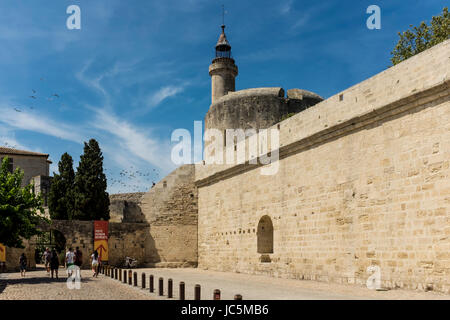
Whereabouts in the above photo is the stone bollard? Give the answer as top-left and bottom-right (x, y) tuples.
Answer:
(111, 268), (114, 279)
(159, 277), (164, 296)
(133, 272), (138, 287)
(115, 268), (118, 280)
(168, 279), (173, 298)
(195, 284), (201, 300)
(179, 282), (185, 300)
(119, 269), (122, 282)
(149, 275), (154, 293)
(142, 273), (146, 289)
(123, 270), (127, 283)
(213, 289), (221, 300)
(128, 270), (132, 285)
(234, 294), (243, 300)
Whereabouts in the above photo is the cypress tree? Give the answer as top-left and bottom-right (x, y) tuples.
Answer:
(48, 153), (75, 220)
(73, 139), (110, 220)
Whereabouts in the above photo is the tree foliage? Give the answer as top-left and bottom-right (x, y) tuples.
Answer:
(73, 139), (110, 220)
(48, 152), (75, 220)
(391, 7), (449, 65)
(0, 157), (48, 248)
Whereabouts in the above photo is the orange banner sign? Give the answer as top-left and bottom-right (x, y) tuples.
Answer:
(0, 243), (5, 262)
(94, 221), (108, 262)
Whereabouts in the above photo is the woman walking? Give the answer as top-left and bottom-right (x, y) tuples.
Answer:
(50, 249), (60, 279)
(91, 250), (100, 277)
(19, 253), (27, 277)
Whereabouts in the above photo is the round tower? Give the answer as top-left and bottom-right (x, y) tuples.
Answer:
(209, 25), (238, 104)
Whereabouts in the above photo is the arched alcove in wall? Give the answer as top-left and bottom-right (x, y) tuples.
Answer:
(257, 215), (273, 254)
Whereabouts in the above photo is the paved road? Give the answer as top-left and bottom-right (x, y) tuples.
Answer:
(0, 268), (153, 300)
(1, 267), (448, 300)
(101, 267), (450, 300)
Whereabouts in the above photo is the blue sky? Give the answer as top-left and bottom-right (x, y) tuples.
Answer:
(0, 0), (446, 193)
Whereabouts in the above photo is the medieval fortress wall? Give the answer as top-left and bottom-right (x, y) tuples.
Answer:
(195, 39), (450, 293)
(139, 165), (198, 267)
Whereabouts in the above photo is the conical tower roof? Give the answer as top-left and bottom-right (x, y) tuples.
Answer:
(216, 25), (231, 49)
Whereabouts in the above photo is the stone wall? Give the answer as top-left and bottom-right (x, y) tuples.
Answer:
(140, 164), (198, 267)
(196, 40), (450, 293)
(109, 193), (146, 223)
(0, 220), (155, 271)
(3, 240), (36, 272)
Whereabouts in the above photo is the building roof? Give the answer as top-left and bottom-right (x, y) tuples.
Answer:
(0, 147), (49, 157)
(216, 25), (231, 48)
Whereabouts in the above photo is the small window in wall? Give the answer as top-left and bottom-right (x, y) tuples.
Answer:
(1, 157), (13, 173)
(257, 215), (273, 254)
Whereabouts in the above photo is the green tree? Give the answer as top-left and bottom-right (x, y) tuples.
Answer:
(391, 7), (449, 65)
(0, 157), (48, 248)
(48, 153), (75, 220)
(73, 139), (110, 220)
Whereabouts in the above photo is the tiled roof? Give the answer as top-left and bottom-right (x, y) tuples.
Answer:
(0, 147), (49, 157)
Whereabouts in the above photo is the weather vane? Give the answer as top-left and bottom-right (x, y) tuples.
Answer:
(222, 4), (227, 26)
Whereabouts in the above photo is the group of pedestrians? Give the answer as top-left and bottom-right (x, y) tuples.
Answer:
(18, 247), (101, 278)
(41, 247), (63, 279)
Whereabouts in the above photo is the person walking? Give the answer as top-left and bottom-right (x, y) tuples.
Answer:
(19, 253), (27, 277)
(50, 249), (59, 279)
(43, 247), (51, 274)
(90, 250), (100, 277)
(74, 247), (83, 277)
(65, 247), (75, 276)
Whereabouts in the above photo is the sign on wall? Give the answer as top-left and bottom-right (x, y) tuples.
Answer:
(0, 243), (5, 262)
(94, 221), (108, 262)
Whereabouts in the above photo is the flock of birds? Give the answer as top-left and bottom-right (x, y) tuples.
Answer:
(106, 166), (160, 193)
(6, 78), (161, 194)
(12, 77), (64, 113)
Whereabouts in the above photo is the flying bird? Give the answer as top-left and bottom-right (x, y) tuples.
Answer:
(14, 108), (22, 112)
(29, 96), (37, 99)
(52, 94), (60, 98)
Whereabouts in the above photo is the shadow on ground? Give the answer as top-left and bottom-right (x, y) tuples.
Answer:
(0, 273), (96, 294)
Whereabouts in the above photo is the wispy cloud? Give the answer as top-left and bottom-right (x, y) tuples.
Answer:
(279, 0), (293, 15)
(0, 127), (28, 150)
(91, 108), (175, 173)
(0, 106), (85, 143)
(147, 85), (185, 109)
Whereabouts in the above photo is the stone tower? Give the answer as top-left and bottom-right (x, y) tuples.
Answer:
(209, 25), (238, 104)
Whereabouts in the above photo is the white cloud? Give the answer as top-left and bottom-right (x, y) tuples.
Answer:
(147, 85), (185, 109)
(92, 108), (175, 173)
(0, 106), (84, 143)
(279, 0), (293, 15)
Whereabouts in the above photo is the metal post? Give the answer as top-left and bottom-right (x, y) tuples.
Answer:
(119, 269), (122, 282)
(134, 272), (138, 286)
(142, 273), (146, 289)
(168, 279), (173, 298)
(123, 270), (127, 283)
(149, 275), (154, 293)
(179, 282), (185, 300)
(128, 270), (132, 285)
(115, 268), (118, 280)
(214, 289), (221, 300)
(195, 284), (201, 300)
(159, 277), (164, 296)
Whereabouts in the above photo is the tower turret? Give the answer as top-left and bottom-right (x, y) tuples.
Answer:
(209, 25), (238, 104)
